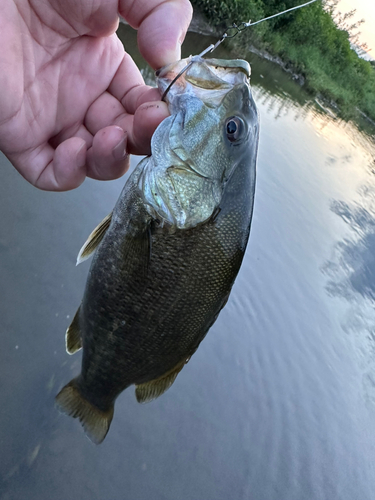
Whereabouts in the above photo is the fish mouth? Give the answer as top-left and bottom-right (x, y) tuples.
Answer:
(200, 58), (250, 78)
(156, 57), (250, 79)
(156, 57), (250, 101)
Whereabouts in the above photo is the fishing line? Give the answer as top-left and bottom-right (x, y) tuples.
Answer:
(161, 0), (320, 101)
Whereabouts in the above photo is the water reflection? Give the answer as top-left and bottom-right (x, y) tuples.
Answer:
(174, 16), (375, 445)
(119, 21), (375, 142)
(253, 85), (310, 122)
(322, 158), (375, 409)
(325, 197), (375, 302)
(2, 21), (375, 500)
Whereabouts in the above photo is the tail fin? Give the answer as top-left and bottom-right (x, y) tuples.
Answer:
(55, 378), (114, 445)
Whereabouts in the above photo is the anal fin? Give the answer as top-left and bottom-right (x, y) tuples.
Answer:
(77, 212), (112, 265)
(135, 358), (188, 404)
(66, 307), (82, 354)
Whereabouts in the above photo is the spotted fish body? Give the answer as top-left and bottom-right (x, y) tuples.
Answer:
(56, 56), (259, 443)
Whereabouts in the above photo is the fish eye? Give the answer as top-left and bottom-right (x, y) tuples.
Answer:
(225, 117), (244, 143)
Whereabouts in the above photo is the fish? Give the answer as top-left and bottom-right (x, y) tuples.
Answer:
(55, 54), (259, 444)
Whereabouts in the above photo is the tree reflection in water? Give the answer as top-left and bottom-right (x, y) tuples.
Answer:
(323, 180), (375, 406)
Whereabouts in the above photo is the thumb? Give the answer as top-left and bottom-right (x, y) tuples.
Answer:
(122, 0), (193, 69)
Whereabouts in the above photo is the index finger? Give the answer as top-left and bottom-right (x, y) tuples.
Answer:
(120, 0), (193, 69)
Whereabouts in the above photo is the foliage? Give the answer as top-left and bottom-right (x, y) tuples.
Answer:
(191, 0), (375, 122)
(191, 0), (264, 26)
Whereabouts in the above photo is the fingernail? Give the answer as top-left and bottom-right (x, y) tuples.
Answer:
(76, 143), (86, 169)
(163, 42), (182, 67)
(112, 137), (126, 161)
(174, 41), (182, 61)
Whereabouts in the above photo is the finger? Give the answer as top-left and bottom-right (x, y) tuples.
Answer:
(120, 0), (193, 68)
(121, 86), (162, 115)
(86, 126), (130, 180)
(49, 124), (93, 150)
(131, 101), (169, 154)
(14, 137), (88, 191)
(85, 91), (169, 155)
(108, 52), (162, 113)
(88, 100), (169, 155)
(85, 86), (161, 135)
(85, 92), (131, 137)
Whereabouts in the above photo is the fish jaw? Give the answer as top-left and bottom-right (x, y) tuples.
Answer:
(157, 56), (251, 111)
(138, 58), (258, 230)
(156, 56), (251, 93)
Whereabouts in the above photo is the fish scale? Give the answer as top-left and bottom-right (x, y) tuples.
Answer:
(55, 56), (259, 444)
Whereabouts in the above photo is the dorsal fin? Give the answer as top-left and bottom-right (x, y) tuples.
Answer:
(135, 359), (188, 404)
(77, 212), (112, 265)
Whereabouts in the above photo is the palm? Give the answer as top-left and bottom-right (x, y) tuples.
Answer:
(1, 0), (192, 190)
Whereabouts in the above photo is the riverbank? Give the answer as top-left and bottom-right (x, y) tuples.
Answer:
(189, 1), (375, 127)
(188, 12), (306, 85)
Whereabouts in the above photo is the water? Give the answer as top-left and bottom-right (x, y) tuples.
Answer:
(1, 24), (375, 500)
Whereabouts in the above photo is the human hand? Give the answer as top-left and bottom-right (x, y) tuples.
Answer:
(0, 0), (192, 190)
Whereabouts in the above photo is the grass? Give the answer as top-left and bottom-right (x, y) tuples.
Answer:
(190, 0), (375, 125)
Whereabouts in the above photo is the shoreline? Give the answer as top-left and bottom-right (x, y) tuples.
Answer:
(120, 11), (375, 134)
(187, 10), (375, 132)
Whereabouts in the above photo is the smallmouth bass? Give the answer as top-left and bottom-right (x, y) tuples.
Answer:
(55, 55), (259, 443)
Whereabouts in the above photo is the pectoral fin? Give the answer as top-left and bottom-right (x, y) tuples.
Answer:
(77, 212), (112, 265)
(135, 359), (188, 404)
(65, 307), (82, 354)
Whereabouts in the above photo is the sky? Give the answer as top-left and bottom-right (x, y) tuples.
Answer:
(337, 0), (375, 55)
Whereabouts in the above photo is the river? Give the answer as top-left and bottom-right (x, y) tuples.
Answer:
(1, 23), (375, 500)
